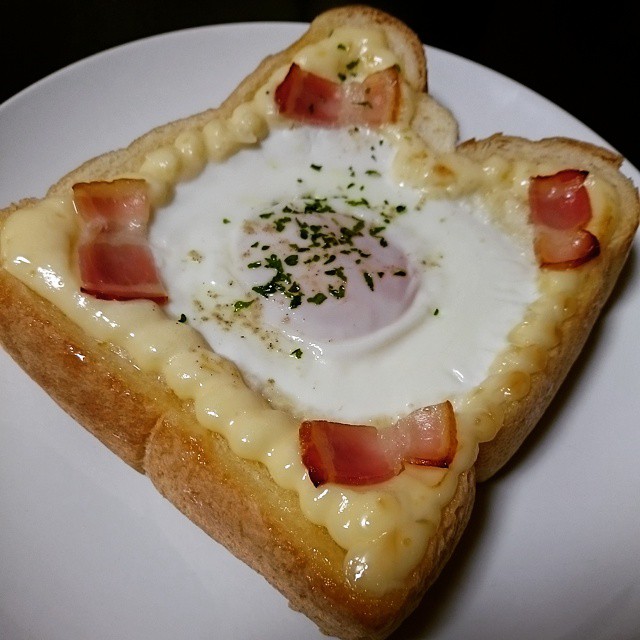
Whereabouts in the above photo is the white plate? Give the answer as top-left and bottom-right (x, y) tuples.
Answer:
(1, 22), (639, 640)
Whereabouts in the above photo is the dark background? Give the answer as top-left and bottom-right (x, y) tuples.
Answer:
(3, 1), (638, 170)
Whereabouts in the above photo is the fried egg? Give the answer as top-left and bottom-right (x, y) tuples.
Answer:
(150, 126), (538, 423)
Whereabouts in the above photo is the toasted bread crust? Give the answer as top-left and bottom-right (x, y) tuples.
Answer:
(458, 135), (639, 480)
(0, 6), (638, 640)
(145, 419), (474, 640)
(0, 224), (474, 639)
(46, 5), (437, 198)
(0, 222), (172, 471)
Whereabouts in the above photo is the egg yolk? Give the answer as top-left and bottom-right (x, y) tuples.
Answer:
(236, 209), (418, 343)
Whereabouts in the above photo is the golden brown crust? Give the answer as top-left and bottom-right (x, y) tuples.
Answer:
(0, 203), (175, 471)
(458, 135), (639, 480)
(144, 417), (475, 640)
(45, 5), (433, 198)
(0, 6), (638, 640)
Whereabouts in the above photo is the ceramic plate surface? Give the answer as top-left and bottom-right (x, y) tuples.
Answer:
(1, 22), (639, 640)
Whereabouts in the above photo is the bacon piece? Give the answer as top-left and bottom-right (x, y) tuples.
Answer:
(534, 226), (600, 269)
(299, 401), (457, 487)
(274, 63), (401, 127)
(528, 170), (600, 270)
(73, 179), (168, 304)
(395, 403), (458, 467)
(300, 421), (401, 487)
(529, 170), (591, 230)
(275, 64), (341, 125)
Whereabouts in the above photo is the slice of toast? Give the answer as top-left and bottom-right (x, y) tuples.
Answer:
(0, 5), (638, 640)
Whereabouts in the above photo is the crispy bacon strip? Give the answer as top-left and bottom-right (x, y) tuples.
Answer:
(528, 170), (600, 269)
(300, 401), (457, 487)
(274, 63), (401, 127)
(73, 178), (168, 304)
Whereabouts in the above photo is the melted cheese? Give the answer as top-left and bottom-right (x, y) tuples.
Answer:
(0, 26), (604, 594)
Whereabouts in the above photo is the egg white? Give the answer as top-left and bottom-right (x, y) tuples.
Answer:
(150, 126), (537, 423)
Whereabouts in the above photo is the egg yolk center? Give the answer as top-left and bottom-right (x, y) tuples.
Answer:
(236, 209), (418, 343)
